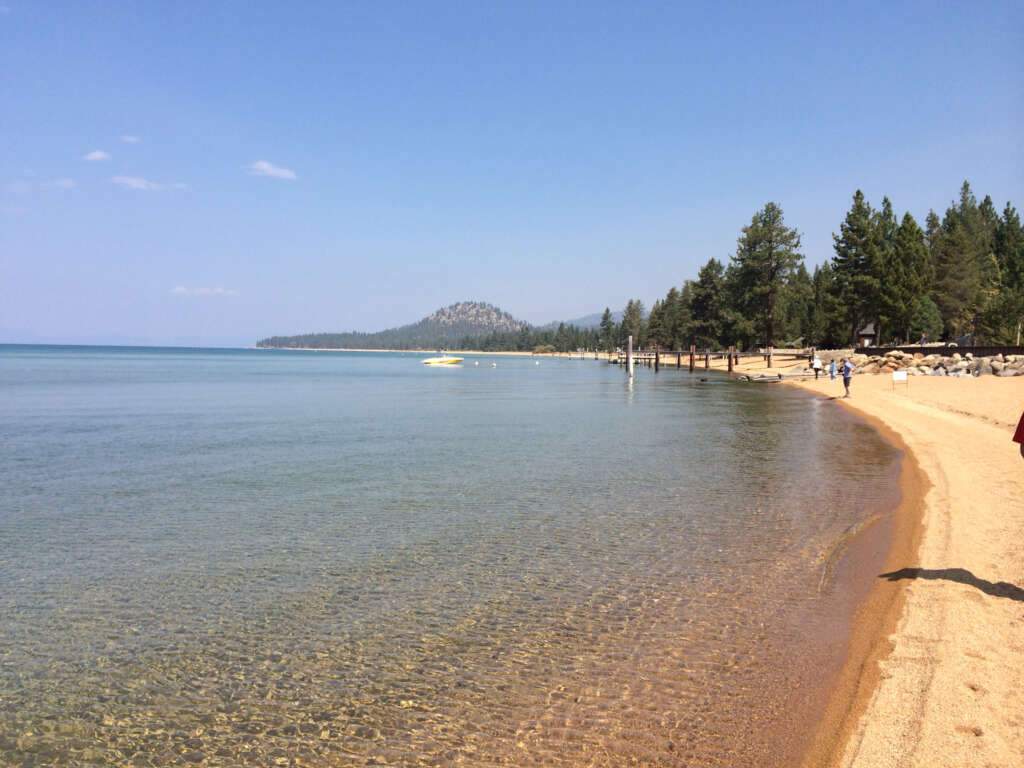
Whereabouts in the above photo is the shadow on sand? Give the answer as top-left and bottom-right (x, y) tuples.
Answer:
(880, 568), (1024, 603)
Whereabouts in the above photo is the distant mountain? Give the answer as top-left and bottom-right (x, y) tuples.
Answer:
(540, 310), (622, 331)
(257, 301), (530, 350)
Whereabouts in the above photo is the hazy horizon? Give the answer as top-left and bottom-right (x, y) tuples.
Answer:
(3, 2), (1022, 347)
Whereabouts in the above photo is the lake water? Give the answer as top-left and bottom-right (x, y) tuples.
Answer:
(0, 345), (900, 767)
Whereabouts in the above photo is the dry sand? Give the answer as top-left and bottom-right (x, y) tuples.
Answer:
(786, 373), (1024, 767)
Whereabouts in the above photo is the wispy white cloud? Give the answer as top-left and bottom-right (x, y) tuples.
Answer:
(111, 176), (188, 191)
(247, 160), (296, 180)
(120, 135), (142, 144)
(170, 286), (240, 298)
(5, 178), (75, 193)
(83, 149), (110, 161)
(112, 176), (161, 191)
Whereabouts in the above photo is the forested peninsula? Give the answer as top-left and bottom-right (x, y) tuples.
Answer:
(259, 181), (1023, 354)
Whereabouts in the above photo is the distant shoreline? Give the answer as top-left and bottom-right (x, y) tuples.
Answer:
(253, 346), (597, 358)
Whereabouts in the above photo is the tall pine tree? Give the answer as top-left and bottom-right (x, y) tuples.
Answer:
(832, 190), (885, 344)
(599, 307), (616, 352)
(882, 212), (931, 342)
(729, 202), (803, 348)
(690, 258), (727, 348)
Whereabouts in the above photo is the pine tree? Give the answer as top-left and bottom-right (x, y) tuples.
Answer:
(883, 212), (931, 342)
(599, 307), (616, 352)
(729, 202), (803, 348)
(662, 287), (681, 350)
(690, 258), (726, 348)
(873, 197), (899, 342)
(620, 299), (645, 347)
(809, 263), (845, 347)
(832, 190), (885, 344)
(995, 203), (1024, 290)
(722, 265), (755, 349)
(646, 299), (666, 348)
(979, 203), (1024, 343)
(931, 213), (980, 339)
(675, 282), (695, 347)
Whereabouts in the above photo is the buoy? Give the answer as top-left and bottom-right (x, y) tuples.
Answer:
(474, 361), (479, 366)
(491, 362), (497, 367)
(535, 361), (540, 365)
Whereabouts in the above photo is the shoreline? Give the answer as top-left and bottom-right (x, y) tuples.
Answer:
(253, 346), (577, 357)
(787, 375), (1024, 767)
(799, 408), (927, 768)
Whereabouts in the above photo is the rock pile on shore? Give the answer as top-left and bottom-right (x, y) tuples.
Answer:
(833, 350), (1024, 377)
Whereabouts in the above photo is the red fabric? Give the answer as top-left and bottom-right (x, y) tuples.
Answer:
(1015, 412), (1024, 444)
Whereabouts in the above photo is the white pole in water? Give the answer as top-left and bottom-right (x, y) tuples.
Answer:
(626, 334), (634, 378)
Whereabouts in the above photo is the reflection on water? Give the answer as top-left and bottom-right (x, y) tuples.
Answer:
(0, 347), (900, 766)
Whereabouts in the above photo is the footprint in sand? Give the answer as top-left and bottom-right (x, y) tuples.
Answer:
(955, 724), (984, 737)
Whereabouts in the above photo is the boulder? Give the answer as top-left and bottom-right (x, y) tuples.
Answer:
(998, 368), (1018, 377)
(991, 360), (1005, 373)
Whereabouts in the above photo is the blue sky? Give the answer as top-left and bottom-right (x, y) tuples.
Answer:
(2, 1), (1021, 346)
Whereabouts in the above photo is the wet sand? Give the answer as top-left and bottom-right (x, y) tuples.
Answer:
(790, 374), (1024, 767)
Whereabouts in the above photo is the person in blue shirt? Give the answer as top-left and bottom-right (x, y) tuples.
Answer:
(841, 358), (855, 397)
(828, 359), (836, 381)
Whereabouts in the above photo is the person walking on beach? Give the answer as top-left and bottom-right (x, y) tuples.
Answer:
(841, 358), (854, 398)
(828, 359), (836, 381)
(1014, 410), (1024, 459)
(812, 354), (822, 380)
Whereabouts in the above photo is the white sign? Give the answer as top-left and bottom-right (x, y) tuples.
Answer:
(892, 371), (908, 382)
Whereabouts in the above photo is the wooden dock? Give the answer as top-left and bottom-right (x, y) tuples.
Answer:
(610, 346), (743, 372)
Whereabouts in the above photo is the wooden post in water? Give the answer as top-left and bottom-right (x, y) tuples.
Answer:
(654, 345), (660, 372)
(767, 345), (773, 368)
(728, 345), (734, 373)
(676, 349), (682, 368)
(626, 335), (634, 378)
(704, 348), (710, 369)
(689, 344), (695, 372)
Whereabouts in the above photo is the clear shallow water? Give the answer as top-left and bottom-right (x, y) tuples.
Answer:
(0, 345), (900, 767)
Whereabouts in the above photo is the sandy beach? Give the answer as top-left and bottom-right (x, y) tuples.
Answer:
(633, 350), (1023, 764)
(778, 372), (1024, 767)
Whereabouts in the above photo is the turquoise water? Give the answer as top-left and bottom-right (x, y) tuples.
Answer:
(0, 345), (900, 767)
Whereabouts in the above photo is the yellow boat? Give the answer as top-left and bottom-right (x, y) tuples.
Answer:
(422, 355), (464, 366)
